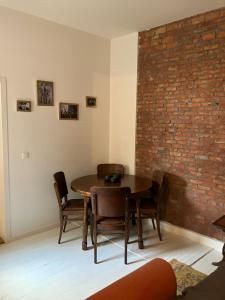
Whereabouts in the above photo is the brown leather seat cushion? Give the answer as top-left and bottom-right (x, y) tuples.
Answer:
(175, 263), (225, 300)
(63, 198), (84, 211)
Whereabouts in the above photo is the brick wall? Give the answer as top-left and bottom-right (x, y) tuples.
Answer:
(136, 8), (225, 240)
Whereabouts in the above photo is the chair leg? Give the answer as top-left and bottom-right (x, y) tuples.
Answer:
(124, 233), (128, 265)
(156, 213), (162, 241)
(58, 214), (63, 244)
(63, 216), (67, 232)
(94, 221), (97, 264)
(136, 207), (144, 249)
(131, 212), (136, 226)
(82, 198), (89, 250)
(152, 218), (156, 230)
(125, 215), (130, 264)
(90, 213), (94, 245)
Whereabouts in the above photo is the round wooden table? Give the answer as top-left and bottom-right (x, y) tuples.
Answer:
(71, 174), (152, 250)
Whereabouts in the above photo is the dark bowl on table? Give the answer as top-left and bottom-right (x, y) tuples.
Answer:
(104, 174), (121, 183)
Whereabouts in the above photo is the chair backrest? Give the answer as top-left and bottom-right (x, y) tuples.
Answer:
(90, 186), (131, 217)
(151, 170), (165, 206)
(54, 182), (63, 209)
(97, 164), (124, 177)
(53, 171), (68, 200)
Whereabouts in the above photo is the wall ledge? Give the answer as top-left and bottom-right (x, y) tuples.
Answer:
(161, 221), (223, 252)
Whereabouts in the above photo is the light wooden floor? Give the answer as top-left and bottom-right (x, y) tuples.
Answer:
(0, 222), (222, 300)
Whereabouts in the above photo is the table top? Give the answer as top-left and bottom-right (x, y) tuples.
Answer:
(213, 215), (225, 230)
(71, 174), (152, 197)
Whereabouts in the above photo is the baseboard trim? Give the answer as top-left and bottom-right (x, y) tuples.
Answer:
(3, 220), (224, 253)
(5, 223), (59, 243)
(161, 221), (223, 252)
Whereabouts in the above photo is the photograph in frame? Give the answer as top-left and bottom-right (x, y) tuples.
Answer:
(37, 80), (54, 106)
(59, 102), (79, 120)
(86, 96), (97, 107)
(17, 100), (32, 112)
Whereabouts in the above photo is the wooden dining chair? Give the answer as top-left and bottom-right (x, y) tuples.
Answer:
(53, 171), (85, 244)
(136, 171), (164, 248)
(90, 186), (131, 264)
(97, 164), (124, 177)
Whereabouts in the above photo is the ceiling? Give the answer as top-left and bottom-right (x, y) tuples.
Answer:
(0, 0), (225, 39)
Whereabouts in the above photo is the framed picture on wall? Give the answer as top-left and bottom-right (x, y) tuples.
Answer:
(17, 100), (31, 112)
(37, 80), (54, 106)
(86, 96), (97, 107)
(59, 102), (79, 120)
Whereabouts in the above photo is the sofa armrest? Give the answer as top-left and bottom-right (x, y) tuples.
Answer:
(86, 258), (176, 300)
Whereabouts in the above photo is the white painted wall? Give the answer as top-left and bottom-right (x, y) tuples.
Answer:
(0, 7), (110, 239)
(109, 33), (138, 174)
(0, 77), (10, 242)
(0, 82), (3, 238)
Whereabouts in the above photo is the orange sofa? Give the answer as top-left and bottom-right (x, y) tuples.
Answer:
(86, 258), (177, 300)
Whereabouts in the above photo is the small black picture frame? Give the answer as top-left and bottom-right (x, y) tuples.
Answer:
(86, 96), (97, 107)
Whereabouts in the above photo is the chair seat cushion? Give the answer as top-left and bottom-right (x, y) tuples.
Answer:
(97, 217), (125, 226)
(63, 198), (84, 211)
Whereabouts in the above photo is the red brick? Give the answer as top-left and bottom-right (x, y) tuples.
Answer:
(202, 32), (215, 40)
(191, 15), (205, 25)
(154, 26), (166, 35)
(205, 10), (221, 21)
(217, 31), (225, 38)
(136, 7), (225, 240)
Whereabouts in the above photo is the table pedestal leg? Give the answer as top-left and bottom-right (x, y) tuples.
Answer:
(212, 243), (225, 267)
(82, 197), (89, 251)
